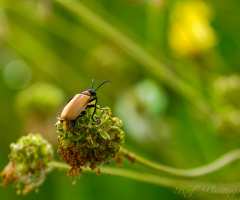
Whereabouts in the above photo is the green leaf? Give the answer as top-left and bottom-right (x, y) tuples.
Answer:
(101, 116), (110, 124)
(70, 134), (83, 141)
(110, 126), (120, 131)
(91, 139), (99, 148)
(61, 139), (69, 148)
(100, 131), (110, 140)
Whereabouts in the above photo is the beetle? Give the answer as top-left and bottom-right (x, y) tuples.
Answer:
(60, 79), (112, 131)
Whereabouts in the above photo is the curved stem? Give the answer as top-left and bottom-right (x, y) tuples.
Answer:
(51, 161), (240, 192)
(120, 148), (240, 177)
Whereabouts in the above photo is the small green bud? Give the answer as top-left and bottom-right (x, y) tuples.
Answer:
(101, 116), (110, 124)
(1, 133), (54, 195)
(100, 131), (111, 140)
(110, 126), (121, 132)
(112, 117), (123, 127)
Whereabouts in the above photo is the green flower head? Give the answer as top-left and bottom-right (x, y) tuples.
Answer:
(56, 105), (125, 176)
(1, 133), (54, 195)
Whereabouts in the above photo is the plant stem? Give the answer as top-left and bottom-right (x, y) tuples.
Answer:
(120, 148), (240, 177)
(54, 0), (211, 117)
(50, 161), (240, 192)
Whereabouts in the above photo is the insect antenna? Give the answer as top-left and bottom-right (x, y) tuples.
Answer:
(91, 79), (94, 89)
(95, 80), (112, 91)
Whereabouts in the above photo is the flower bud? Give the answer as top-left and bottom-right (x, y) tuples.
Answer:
(1, 133), (54, 195)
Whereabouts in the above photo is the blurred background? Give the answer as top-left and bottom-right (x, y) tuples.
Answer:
(1, 0), (240, 199)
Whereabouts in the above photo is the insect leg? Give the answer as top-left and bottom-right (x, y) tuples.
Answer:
(87, 98), (98, 122)
(87, 97), (105, 110)
(71, 111), (87, 134)
(87, 97), (105, 122)
(87, 105), (106, 110)
(75, 111), (87, 122)
(89, 97), (97, 103)
(71, 120), (76, 134)
(80, 110), (87, 116)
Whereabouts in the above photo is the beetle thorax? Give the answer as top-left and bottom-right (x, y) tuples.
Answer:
(82, 91), (92, 96)
(86, 89), (96, 96)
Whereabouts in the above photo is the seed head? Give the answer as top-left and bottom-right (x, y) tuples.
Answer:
(1, 133), (54, 195)
(56, 105), (125, 176)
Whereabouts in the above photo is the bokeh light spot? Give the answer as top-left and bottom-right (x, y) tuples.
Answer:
(3, 60), (32, 89)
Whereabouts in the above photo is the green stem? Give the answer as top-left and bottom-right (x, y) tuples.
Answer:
(50, 161), (240, 192)
(54, 0), (211, 116)
(120, 148), (240, 177)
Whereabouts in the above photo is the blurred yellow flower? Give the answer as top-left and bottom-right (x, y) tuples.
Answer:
(168, 0), (217, 56)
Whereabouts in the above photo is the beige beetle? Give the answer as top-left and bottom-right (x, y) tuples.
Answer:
(60, 80), (112, 131)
